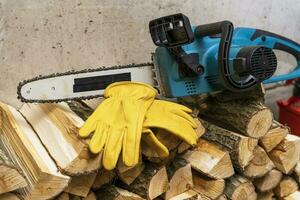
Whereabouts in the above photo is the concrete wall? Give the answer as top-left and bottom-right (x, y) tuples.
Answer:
(0, 0), (299, 109)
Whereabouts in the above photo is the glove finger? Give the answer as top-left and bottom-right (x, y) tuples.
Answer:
(171, 109), (197, 128)
(145, 118), (197, 145)
(79, 120), (97, 138)
(89, 122), (108, 154)
(142, 129), (169, 158)
(122, 124), (142, 167)
(103, 127), (124, 170)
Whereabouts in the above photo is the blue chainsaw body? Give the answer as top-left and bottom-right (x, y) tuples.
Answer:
(153, 26), (300, 98)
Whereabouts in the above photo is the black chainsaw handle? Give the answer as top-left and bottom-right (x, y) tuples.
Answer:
(194, 21), (240, 91)
(194, 21), (232, 37)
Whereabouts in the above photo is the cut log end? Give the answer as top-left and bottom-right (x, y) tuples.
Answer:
(247, 108), (273, 138)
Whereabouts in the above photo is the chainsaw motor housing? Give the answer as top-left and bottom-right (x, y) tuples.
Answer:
(150, 13), (300, 98)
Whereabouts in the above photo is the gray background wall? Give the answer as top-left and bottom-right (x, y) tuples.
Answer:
(0, 0), (299, 114)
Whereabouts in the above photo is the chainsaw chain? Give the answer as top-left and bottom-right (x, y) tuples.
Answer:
(17, 62), (154, 103)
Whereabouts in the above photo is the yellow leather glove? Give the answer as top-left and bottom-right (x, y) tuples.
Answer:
(79, 81), (157, 170)
(143, 100), (198, 148)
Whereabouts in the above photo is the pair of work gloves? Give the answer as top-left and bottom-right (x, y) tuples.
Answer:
(79, 81), (198, 170)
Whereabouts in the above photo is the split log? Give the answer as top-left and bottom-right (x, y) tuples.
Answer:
(92, 169), (116, 190)
(192, 170), (225, 200)
(19, 103), (102, 175)
(259, 121), (288, 152)
(283, 191), (300, 200)
(0, 193), (21, 200)
(0, 147), (27, 194)
(253, 169), (282, 192)
(181, 139), (234, 179)
(201, 119), (258, 171)
(292, 160), (300, 184)
(168, 190), (202, 200)
(224, 175), (257, 200)
(119, 163), (168, 200)
(165, 158), (193, 200)
(116, 159), (145, 185)
(199, 98), (273, 138)
(94, 184), (144, 200)
(216, 194), (227, 200)
(268, 134), (300, 174)
(55, 192), (70, 200)
(0, 102), (70, 199)
(242, 146), (274, 178)
(257, 191), (274, 200)
(65, 172), (97, 197)
(274, 176), (298, 198)
(83, 191), (97, 200)
(82, 99), (103, 110)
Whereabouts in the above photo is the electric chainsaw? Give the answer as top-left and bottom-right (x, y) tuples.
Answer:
(17, 13), (300, 103)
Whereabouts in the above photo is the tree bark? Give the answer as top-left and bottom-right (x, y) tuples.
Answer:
(201, 119), (258, 172)
(199, 98), (272, 138)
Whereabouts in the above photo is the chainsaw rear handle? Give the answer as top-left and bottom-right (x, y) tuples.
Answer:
(194, 21), (241, 91)
(258, 30), (300, 83)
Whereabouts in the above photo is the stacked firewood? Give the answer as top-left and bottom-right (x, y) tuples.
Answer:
(1, 89), (300, 200)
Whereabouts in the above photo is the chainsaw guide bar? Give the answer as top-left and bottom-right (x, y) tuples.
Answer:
(17, 62), (158, 103)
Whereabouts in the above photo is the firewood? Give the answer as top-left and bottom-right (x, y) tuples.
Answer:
(119, 163), (168, 200)
(273, 176), (298, 198)
(83, 191), (97, 200)
(92, 169), (116, 190)
(0, 147), (27, 194)
(65, 172), (97, 197)
(165, 158), (193, 200)
(253, 169), (282, 192)
(268, 134), (300, 174)
(82, 99), (103, 110)
(283, 191), (300, 200)
(116, 159), (145, 185)
(55, 192), (70, 200)
(259, 121), (288, 152)
(199, 98), (273, 138)
(0, 102), (70, 199)
(216, 194), (228, 200)
(19, 103), (102, 175)
(0, 193), (21, 200)
(201, 119), (258, 171)
(242, 146), (274, 178)
(292, 160), (300, 184)
(94, 184), (144, 200)
(181, 139), (234, 179)
(257, 191), (274, 200)
(224, 175), (257, 200)
(192, 170), (225, 200)
(168, 190), (202, 200)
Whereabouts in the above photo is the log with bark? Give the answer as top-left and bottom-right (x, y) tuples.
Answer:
(268, 134), (300, 174)
(19, 103), (102, 176)
(0, 147), (27, 194)
(92, 169), (116, 190)
(259, 120), (288, 152)
(0, 102), (70, 199)
(199, 98), (273, 138)
(253, 169), (282, 192)
(201, 119), (258, 171)
(118, 163), (168, 200)
(273, 176), (298, 198)
(241, 146), (274, 178)
(95, 184), (144, 200)
(181, 139), (234, 179)
(224, 175), (257, 200)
